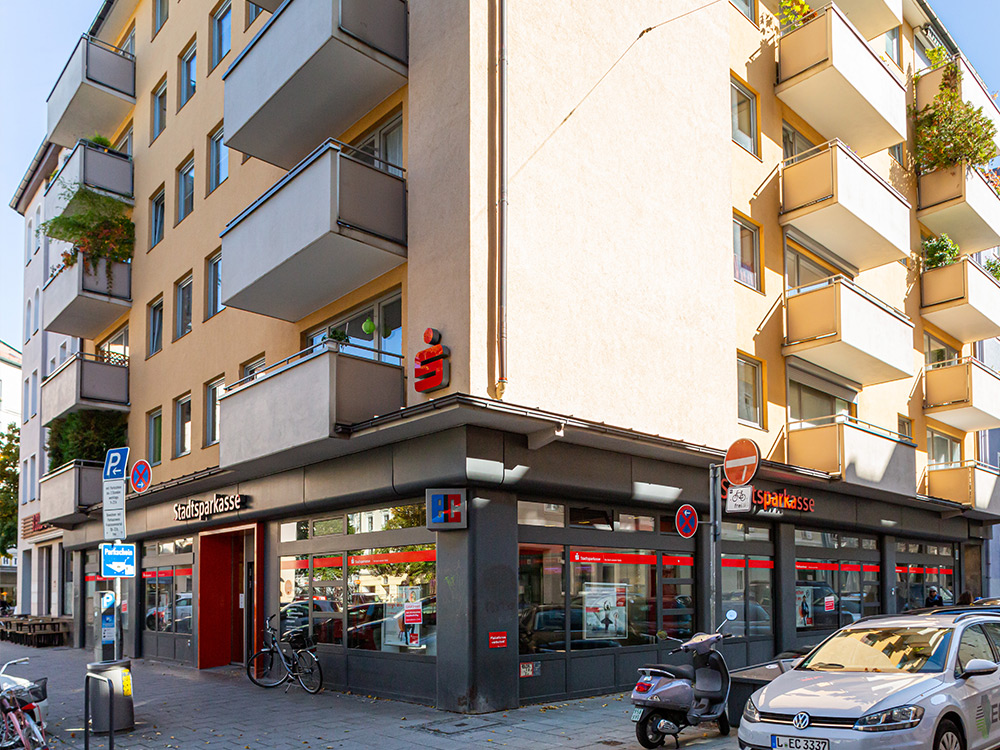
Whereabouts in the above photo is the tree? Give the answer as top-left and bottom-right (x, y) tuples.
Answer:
(0, 424), (19, 554)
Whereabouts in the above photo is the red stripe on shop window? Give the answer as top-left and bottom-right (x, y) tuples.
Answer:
(280, 559), (310, 570)
(748, 560), (774, 569)
(141, 571), (156, 579)
(896, 566), (924, 574)
(721, 559), (746, 568)
(569, 551), (657, 566)
(940, 568), (954, 574)
(863, 565), (880, 573)
(348, 550), (436, 566)
(840, 564), (861, 572)
(313, 556), (343, 568)
(796, 562), (838, 571)
(157, 569), (174, 577)
(925, 567), (939, 575)
(175, 568), (192, 576)
(85, 575), (111, 582)
(663, 556), (695, 566)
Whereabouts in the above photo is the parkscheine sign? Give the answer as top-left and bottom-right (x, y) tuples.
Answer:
(173, 494), (246, 522)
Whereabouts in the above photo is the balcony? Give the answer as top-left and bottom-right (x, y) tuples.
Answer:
(221, 140), (406, 322)
(224, 0), (408, 169)
(45, 140), (133, 222)
(916, 55), (1000, 152)
(928, 461), (1000, 514)
(779, 141), (910, 271)
(41, 352), (129, 425)
(833, 0), (902, 39)
(917, 166), (1000, 254)
(783, 276), (913, 386)
(43, 259), (131, 339)
(38, 460), (103, 528)
(47, 35), (135, 149)
(775, 5), (906, 157)
(924, 358), (1000, 432)
(921, 257), (1000, 343)
(219, 341), (404, 469)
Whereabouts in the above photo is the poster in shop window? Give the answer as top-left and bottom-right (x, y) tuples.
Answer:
(583, 582), (628, 639)
(383, 586), (421, 649)
(795, 587), (813, 627)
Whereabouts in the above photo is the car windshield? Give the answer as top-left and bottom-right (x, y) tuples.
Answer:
(799, 626), (953, 673)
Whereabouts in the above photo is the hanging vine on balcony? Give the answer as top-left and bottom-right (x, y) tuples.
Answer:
(911, 57), (998, 176)
(37, 182), (134, 284)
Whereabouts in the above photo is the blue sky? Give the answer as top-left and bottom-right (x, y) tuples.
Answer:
(0, 0), (995, 352)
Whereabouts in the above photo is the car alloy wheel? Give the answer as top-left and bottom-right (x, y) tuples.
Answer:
(935, 720), (965, 750)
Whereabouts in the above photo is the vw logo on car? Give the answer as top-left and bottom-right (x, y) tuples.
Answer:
(792, 712), (811, 730)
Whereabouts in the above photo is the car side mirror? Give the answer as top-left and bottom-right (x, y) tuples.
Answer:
(961, 659), (999, 678)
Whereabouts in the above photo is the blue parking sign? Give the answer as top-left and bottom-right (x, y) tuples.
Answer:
(101, 543), (136, 578)
(103, 447), (130, 481)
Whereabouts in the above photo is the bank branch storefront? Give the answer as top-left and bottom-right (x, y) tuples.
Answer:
(59, 402), (988, 713)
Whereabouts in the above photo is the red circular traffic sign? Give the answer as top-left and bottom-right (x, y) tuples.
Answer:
(130, 460), (153, 494)
(724, 438), (760, 486)
(675, 504), (699, 539)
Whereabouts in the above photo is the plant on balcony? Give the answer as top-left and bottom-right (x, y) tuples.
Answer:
(984, 255), (1000, 282)
(779, 0), (813, 29)
(46, 410), (127, 472)
(38, 182), (134, 286)
(89, 134), (112, 149)
(911, 57), (998, 176)
(922, 235), (961, 269)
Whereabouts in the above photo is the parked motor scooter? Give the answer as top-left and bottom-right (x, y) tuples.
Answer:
(629, 609), (738, 748)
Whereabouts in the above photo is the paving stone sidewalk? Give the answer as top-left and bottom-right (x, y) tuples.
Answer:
(0, 642), (738, 750)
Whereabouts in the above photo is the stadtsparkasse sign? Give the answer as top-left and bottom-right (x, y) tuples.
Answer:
(722, 480), (816, 514)
(173, 493), (247, 522)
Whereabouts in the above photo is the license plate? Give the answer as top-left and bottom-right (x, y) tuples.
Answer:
(631, 707), (644, 722)
(771, 737), (828, 750)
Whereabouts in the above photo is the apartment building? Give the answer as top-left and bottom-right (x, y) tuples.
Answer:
(8, 0), (1000, 711)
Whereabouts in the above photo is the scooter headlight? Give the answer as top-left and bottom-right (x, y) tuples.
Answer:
(742, 697), (761, 723)
(854, 705), (924, 732)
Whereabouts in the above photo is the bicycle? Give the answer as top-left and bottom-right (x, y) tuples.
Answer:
(246, 614), (323, 694)
(0, 661), (48, 750)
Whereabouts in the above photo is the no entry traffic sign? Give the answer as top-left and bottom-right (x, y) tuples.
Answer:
(130, 459), (153, 494)
(675, 504), (699, 539)
(724, 438), (760, 486)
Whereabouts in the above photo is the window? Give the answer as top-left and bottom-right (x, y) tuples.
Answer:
(175, 395), (192, 456)
(59, 343), (68, 364)
(732, 0), (754, 22)
(25, 220), (32, 265)
(205, 378), (224, 446)
(148, 409), (163, 465)
(20, 460), (27, 502)
(568, 507), (612, 530)
(927, 428), (961, 467)
(307, 294), (403, 363)
(32, 290), (39, 332)
(737, 355), (763, 427)
(782, 122), (814, 163)
(785, 247), (832, 290)
(30, 371), (37, 417)
(22, 380), (28, 423)
(207, 252), (224, 317)
(884, 26), (902, 67)
(241, 356), (265, 380)
(148, 298), (164, 355)
(62, 547), (74, 616)
(247, 2), (264, 24)
(733, 214), (760, 290)
(517, 501), (564, 527)
(24, 300), (31, 343)
(924, 333), (958, 368)
(731, 78), (757, 155)
(722, 555), (773, 637)
(121, 26), (135, 56)
(152, 82), (167, 140)
(889, 142), (904, 164)
(569, 547), (658, 647)
(209, 127), (228, 192)
(33, 208), (41, 254)
(211, 2), (232, 69)
(347, 504), (424, 534)
(115, 128), (133, 156)
(177, 158), (195, 222)
(956, 626), (995, 675)
(175, 276), (193, 338)
(898, 415), (913, 440)
(352, 115), (404, 177)
(97, 326), (129, 362)
(150, 190), (165, 247)
(179, 42), (196, 107)
(153, 0), (168, 34)
(788, 379), (854, 428)
(29, 455), (36, 501)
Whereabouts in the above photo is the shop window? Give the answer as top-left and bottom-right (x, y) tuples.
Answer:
(795, 559), (880, 629)
(144, 568), (174, 631)
(518, 544), (565, 654)
(348, 503), (424, 534)
(614, 514), (654, 532)
(62, 548), (74, 617)
(722, 555), (773, 638)
(517, 501), (565, 528)
(346, 545), (436, 655)
(158, 540), (175, 555)
(839, 536), (860, 549)
(313, 517), (344, 537)
(795, 529), (837, 548)
(312, 555), (344, 645)
(174, 568), (193, 634)
(897, 562), (955, 612)
(569, 547), (656, 648)
(568, 507), (613, 531)
(278, 555), (310, 637)
(722, 522), (771, 543)
(280, 520), (310, 542)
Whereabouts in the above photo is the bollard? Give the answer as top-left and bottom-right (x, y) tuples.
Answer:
(84, 673), (114, 750)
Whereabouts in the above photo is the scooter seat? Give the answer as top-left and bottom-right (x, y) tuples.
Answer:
(641, 664), (696, 682)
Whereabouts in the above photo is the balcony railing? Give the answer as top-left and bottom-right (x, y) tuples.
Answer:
(921, 256), (1000, 343)
(42, 259), (131, 339)
(38, 460), (103, 528)
(917, 55), (1000, 153)
(924, 357), (1000, 432)
(928, 460), (1000, 513)
(221, 139), (406, 322)
(779, 141), (910, 271)
(45, 140), (133, 222)
(917, 166), (1000, 254)
(47, 35), (135, 149)
(219, 341), (404, 469)
(783, 275), (913, 385)
(41, 351), (130, 425)
(787, 414), (916, 496)
(776, 4), (906, 157)
(223, 0), (408, 169)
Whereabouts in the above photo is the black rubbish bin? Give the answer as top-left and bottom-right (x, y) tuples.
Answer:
(87, 659), (135, 733)
(728, 659), (796, 727)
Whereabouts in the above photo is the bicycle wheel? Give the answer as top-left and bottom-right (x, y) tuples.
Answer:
(0, 713), (21, 750)
(19, 714), (48, 750)
(294, 650), (323, 694)
(246, 649), (289, 688)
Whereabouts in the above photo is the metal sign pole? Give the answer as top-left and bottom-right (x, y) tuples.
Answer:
(708, 464), (721, 632)
(114, 561), (122, 661)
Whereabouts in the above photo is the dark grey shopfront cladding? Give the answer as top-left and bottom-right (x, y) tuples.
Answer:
(59, 423), (987, 712)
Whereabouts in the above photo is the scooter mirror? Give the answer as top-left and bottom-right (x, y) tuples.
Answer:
(725, 609), (738, 621)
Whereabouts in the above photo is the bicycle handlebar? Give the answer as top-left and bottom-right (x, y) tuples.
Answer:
(0, 658), (28, 676)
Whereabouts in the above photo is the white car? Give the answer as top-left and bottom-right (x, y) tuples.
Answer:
(739, 612), (1000, 750)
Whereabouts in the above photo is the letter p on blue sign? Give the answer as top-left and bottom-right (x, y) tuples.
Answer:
(426, 489), (468, 530)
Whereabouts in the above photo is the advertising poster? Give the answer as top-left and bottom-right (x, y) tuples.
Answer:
(796, 587), (813, 627)
(383, 585), (421, 648)
(583, 582), (628, 639)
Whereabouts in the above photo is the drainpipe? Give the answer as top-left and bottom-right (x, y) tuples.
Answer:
(496, 0), (508, 400)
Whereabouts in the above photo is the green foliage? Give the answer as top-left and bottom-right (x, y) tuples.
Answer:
(923, 235), (961, 269)
(780, 0), (813, 29)
(89, 134), (112, 148)
(927, 46), (951, 69)
(0, 424), (18, 554)
(46, 410), (128, 472)
(912, 60), (999, 174)
(984, 256), (1000, 282)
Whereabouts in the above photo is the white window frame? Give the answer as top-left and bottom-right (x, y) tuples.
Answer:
(737, 355), (763, 428)
(152, 82), (167, 140)
(209, 126), (228, 192)
(175, 395), (192, 457)
(151, 190), (166, 247)
(154, 0), (168, 34)
(177, 158), (195, 222)
(731, 78), (757, 156)
(212, 2), (232, 69)
(205, 378), (224, 446)
(175, 276), (193, 339)
(148, 409), (163, 466)
(180, 42), (197, 107)
(149, 298), (164, 355)
(733, 215), (761, 291)
(207, 252), (224, 318)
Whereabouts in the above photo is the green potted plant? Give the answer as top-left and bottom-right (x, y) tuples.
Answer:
(922, 235), (960, 270)
(779, 0), (813, 30)
(46, 410), (128, 472)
